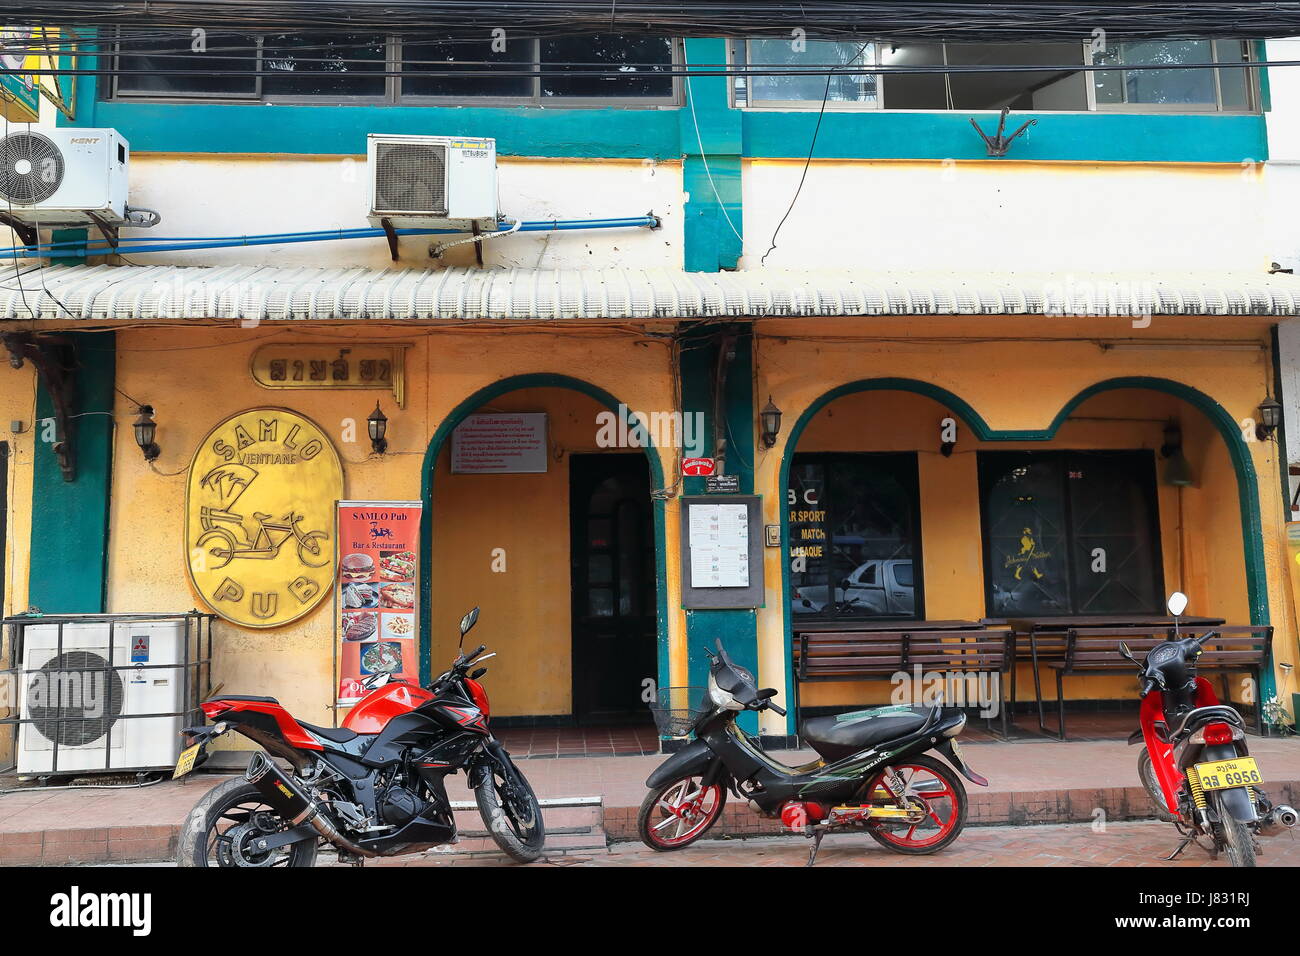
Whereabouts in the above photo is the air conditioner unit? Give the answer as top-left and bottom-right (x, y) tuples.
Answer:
(0, 127), (129, 226)
(367, 133), (498, 231)
(17, 619), (187, 775)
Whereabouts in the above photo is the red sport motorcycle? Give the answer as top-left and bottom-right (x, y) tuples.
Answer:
(1123, 592), (1295, 867)
(175, 607), (544, 866)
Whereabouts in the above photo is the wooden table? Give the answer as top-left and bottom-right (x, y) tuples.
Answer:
(1006, 615), (1226, 732)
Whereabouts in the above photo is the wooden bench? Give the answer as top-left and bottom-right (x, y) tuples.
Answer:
(1045, 625), (1273, 739)
(793, 627), (1015, 737)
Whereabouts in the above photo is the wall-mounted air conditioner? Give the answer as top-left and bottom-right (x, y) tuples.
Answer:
(17, 619), (187, 774)
(367, 133), (498, 231)
(0, 127), (129, 226)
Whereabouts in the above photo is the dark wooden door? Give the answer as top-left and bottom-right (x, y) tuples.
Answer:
(569, 454), (656, 724)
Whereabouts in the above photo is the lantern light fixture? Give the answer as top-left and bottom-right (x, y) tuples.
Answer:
(368, 401), (389, 455)
(1257, 396), (1283, 442)
(760, 397), (783, 450)
(132, 405), (160, 462)
(1159, 420), (1193, 487)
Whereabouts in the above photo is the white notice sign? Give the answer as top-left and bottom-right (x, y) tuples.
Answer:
(688, 503), (750, 588)
(451, 413), (548, 474)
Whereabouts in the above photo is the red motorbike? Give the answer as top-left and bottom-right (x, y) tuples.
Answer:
(1123, 592), (1295, 867)
(174, 607), (545, 867)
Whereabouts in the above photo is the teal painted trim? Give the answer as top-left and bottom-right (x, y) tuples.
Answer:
(677, 322), (760, 731)
(416, 374), (671, 707)
(776, 376), (1275, 734)
(50, 228), (88, 268)
(743, 111), (1268, 164)
(28, 331), (115, 614)
(681, 38), (741, 271)
(70, 98), (682, 159)
(687, 608), (759, 733)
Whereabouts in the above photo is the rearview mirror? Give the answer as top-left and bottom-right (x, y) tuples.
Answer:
(1167, 592), (1188, 617)
(1118, 641), (1138, 665)
(459, 607), (480, 638)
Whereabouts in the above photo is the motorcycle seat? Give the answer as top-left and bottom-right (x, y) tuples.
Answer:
(299, 721), (360, 744)
(801, 706), (936, 762)
(208, 694), (279, 704)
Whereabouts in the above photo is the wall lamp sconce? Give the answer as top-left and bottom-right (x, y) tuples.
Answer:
(1160, 419), (1193, 487)
(132, 405), (160, 462)
(760, 397), (783, 449)
(1257, 396), (1283, 442)
(368, 401), (389, 455)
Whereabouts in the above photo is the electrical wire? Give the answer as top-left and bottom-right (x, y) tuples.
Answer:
(5, 3), (1300, 43)
(761, 40), (872, 266)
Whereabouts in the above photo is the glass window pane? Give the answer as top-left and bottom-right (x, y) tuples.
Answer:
(980, 453), (1071, 616)
(541, 35), (672, 99)
(401, 37), (533, 98)
(1093, 40), (1217, 106)
(945, 42), (1087, 111)
(116, 32), (257, 96)
(881, 43), (947, 109)
(788, 454), (921, 620)
(262, 33), (386, 98)
(746, 39), (876, 105)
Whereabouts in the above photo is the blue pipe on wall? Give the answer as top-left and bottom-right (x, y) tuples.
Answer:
(0, 216), (661, 259)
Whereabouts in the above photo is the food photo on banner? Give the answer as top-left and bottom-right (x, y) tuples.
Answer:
(335, 501), (422, 703)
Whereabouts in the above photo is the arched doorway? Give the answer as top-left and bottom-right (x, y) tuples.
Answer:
(775, 376), (1273, 729)
(418, 374), (670, 737)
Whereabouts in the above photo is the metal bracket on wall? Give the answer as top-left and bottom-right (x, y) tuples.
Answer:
(0, 212), (38, 250)
(1, 332), (78, 481)
(969, 107), (1037, 158)
(379, 217), (399, 262)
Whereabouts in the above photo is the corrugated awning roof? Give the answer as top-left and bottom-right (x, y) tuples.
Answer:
(1, 264), (1298, 323)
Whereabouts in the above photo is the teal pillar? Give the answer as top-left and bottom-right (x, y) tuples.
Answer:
(681, 38), (742, 272)
(678, 323), (763, 733)
(28, 331), (116, 613)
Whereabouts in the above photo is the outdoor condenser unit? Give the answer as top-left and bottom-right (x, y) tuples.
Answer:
(366, 133), (499, 231)
(16, 619), (186, 775)
(0, 127), (130, 225)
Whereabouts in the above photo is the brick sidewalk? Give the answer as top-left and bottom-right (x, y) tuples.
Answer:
(3, 735), (1298, 865)
(358, 820), (1300, 868)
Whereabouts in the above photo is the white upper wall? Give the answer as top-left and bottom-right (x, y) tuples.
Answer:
(741, 160), (1272, 273)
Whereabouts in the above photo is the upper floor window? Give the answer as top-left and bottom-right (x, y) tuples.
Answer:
(733, 38), (1256, 112)
(110, 33), (677, 105)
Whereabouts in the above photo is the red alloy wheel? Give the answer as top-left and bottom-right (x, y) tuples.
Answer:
(642, 776), (725, 848)
(865, 761), (963, 851)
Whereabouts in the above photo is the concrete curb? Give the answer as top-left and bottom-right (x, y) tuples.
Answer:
(7, 779), (1295, 865)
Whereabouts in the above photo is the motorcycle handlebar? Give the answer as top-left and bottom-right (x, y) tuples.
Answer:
(767, 701), (787, 717)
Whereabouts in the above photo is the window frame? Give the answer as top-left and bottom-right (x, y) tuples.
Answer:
(975, 449), (1166, 619)
(1086, 39), (1257, 114)
(732, 37), (1260, 115)
(107, 31), (682, 108)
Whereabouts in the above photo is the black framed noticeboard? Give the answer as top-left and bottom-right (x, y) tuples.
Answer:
(680, 495), (765, 609)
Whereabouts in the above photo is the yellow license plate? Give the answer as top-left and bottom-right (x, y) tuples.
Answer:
(173, 742), (201, 779)
(1194, 756), (1262, 791)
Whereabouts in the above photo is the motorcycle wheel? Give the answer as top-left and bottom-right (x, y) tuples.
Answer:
(637, 774), (727, 851)
(1137, 748), (1177, 823)
(865, 754), (967, 855)
(1215, 793), (1258, 868)
(475, 759), (545, 863)
(177, 776), (318, 868)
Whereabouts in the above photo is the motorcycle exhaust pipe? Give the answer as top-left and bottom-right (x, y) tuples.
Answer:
(1259, 804), (1298, 836)
(245, 752), (379, 858)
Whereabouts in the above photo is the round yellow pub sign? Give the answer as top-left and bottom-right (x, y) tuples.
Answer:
(186, 408), (343, 628)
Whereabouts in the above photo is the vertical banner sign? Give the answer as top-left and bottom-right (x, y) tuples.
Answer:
(336, 501), (422, 704)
